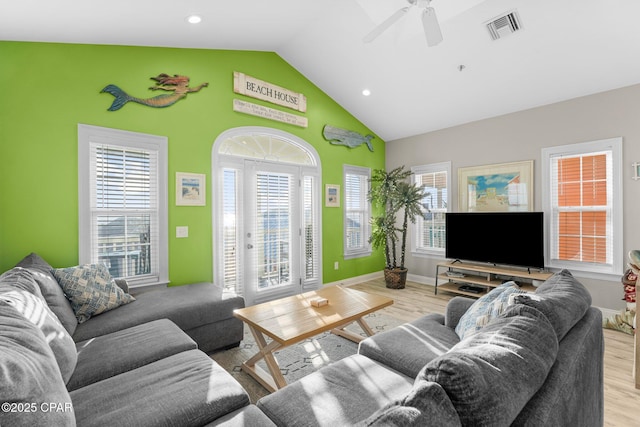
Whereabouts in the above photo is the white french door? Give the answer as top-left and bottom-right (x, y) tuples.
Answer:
(244, 162), (301, 304)
(213, 127), (322, 306)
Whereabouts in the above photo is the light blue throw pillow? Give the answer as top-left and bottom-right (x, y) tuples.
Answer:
(454, 281), (525, 340)
(53, 263), (135, 323)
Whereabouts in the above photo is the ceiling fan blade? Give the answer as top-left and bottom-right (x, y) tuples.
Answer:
(363, 7), (410, 43)
(422, 7), (443, 47)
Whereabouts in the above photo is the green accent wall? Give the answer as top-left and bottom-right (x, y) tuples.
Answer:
(0, 41), (385, 286)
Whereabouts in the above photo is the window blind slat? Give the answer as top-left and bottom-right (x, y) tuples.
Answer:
(415, 169), (448, 251)
(90, 143), (158, 280)
(344, 168), (370, 254)
(550, 150), (612, 265)
(303, 176), (318, 280)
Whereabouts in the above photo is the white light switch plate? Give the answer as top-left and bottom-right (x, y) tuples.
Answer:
(176, 226), (189, 238)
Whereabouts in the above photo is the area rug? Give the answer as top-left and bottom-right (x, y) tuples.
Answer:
(210, 312), (404, 403)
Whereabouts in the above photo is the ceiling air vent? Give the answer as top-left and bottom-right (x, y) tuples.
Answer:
(486, 11), (522, 40)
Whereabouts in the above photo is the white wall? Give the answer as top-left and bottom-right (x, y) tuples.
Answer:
(386, 83), (640, 311)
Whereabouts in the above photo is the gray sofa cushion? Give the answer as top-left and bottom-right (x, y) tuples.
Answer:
(205, 405), (277, 426)
(422, 304), (559, 426)
(186, 316), (245, 354)
(358, 313), (460, 378)
(68, 318), (197, 391)
(16, 252), (78, 335)
(358, 380), (461, 427)
(0, 267), (78, 384)
(71, 349), (250, 427)
(444, 296), (475, 329)
(512, 307), (604, 427)
(114, 278), (129, 293)
(257, 354), (415, 427)
(513, 269), (592, 340)
(0, 302), (75, 427)
(72, 282), (245, 344)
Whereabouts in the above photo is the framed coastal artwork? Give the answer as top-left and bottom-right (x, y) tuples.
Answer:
(176, 173), (206, 206)
(458, 160), (533, 212)
(325, 184), (340, 207)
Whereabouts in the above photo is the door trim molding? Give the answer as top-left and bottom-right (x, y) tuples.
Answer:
(212, 127), (322, 305)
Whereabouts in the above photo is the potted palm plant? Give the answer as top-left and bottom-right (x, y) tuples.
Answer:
(368, 166), (424, 289)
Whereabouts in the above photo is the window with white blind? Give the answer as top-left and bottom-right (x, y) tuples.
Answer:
(411, 162), (450, 256)
(542, 137), (623, 278)
(344, 165), (371, 259)
(303, 176), (319, 280)
(221, 168), (240, 293)
(78, 124), (168, 286)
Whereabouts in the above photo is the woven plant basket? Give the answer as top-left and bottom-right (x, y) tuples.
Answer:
(384, 268), (408, 289)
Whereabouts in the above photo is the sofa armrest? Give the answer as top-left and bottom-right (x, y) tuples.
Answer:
(444, 296), (476, 329)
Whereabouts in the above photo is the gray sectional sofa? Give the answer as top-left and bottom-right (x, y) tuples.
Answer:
(256, 270), (604, 426)
(0, 253), (275, 427)
(1, 251), (603, 426)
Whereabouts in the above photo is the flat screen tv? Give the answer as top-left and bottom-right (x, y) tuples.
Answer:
(445, 212), (544, 269)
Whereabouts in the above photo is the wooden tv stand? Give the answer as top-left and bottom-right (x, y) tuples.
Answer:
(435, 261), (552, 298)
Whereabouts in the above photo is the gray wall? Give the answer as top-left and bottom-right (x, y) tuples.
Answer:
(386, 83), (640, 311)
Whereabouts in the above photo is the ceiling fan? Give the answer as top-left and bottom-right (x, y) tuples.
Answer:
(363, 0), (443, 47)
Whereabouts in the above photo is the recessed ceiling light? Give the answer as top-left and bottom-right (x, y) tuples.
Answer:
(362, 89), (371, 96)
(186, 15), (202, 24)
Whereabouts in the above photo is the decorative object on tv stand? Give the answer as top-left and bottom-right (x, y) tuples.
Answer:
(176, 173), (206, 206)
(458, 160), (533, 212)
(368, 166), (424, 289)
(322, 125), (375, 152)
(101, 74), (208, 111)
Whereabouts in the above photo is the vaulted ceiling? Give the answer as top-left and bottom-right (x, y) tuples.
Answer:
(2, 0), (640, 141)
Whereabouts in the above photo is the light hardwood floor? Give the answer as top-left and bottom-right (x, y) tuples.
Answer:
(350, 278), (638, 427)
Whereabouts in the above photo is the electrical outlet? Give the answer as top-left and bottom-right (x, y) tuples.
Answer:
(334, 262), (339, 270)
(176, 226), (189, 238)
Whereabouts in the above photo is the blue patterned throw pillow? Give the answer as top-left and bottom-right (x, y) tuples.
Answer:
(53, 264), (135, 323)
(454, 281), (525, 340)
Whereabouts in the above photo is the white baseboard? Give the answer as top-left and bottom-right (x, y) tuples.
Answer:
(325, 271), (383, 288)
(325, 271), (437, 288)
(407, 273), (435, 286)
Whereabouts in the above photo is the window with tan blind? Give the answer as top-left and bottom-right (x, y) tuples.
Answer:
(411, 162), (451, 255)
(78, 124), (168, 286)
(542, 138), (623, 277)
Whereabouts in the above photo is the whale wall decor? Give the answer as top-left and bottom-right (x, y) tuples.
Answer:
(322, 125), (374, 152)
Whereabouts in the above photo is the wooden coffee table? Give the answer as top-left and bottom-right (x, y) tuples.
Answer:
(233, 285), (393, 392)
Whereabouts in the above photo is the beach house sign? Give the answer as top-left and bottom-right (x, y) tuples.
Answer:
(233, 72), (307, 112)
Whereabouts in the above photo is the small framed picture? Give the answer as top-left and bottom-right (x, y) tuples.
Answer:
(325, 184), (340, 207)
(176, 173), (206, 206)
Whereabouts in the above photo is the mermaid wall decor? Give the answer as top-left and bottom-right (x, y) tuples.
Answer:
(101, 73), (208, 111)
